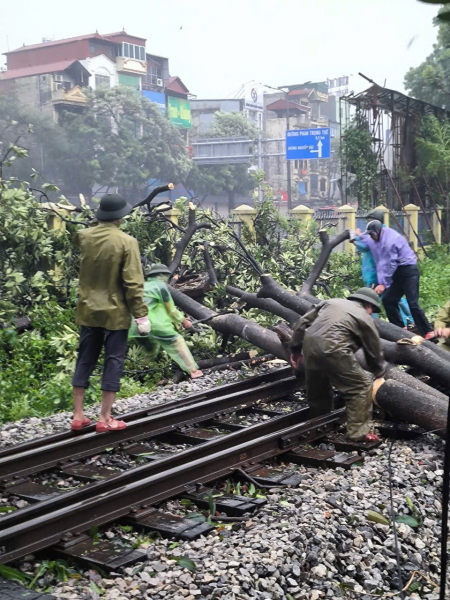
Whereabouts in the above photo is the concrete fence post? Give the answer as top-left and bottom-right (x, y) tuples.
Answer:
(338, 204), (356, 253)
(163, 207), (182, 227)
(404, 204), (420, 252)
(231, 204), (257, 233)
(289, 204), (314, 222)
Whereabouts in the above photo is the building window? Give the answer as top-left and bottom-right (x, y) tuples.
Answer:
(120, 43), (145, 60)
(320, 178), (327, 192)
(142, 65), (162, 88)
(304, 181), (308, 193)
(95, 74), (110, 88)
(301, 160), (307, 170)
(294, 160), (299, 169)
(89, 43), (96, 54)
(310, 174), (319, 192)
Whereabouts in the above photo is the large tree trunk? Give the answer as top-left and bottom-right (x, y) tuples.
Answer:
(376, 380), (447, 436)
(170, 287), (289, 361)
(172, 287), (448, 434)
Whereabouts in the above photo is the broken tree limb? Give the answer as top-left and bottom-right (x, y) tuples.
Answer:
(258, 274), (449, 363)
(300, 229), (350, 296)
(170, 287), (289, 361)
(257, 275), (312, 315)
(384, 364), (448, 403)
(168, 204), (211, 276)
(375, 380), (447, 436)
(356, 349), (448, 402)
(206, 354), (275, 373)
(226, 286), (300, 326)
(201, 242), (218, 286)
(382, 340), (450, 389)
(197, 351), (260, 369)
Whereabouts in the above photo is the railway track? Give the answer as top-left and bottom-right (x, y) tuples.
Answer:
(0, 369), (381, 570)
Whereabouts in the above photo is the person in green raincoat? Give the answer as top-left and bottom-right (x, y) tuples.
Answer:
(129, 264), (203, 378)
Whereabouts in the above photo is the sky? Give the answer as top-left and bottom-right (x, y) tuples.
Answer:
(0, 0), (440, 99)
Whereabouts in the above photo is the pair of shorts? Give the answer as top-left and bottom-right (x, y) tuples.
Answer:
(72, 327), (128, 392)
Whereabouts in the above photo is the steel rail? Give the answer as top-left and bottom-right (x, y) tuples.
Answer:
(0, 376), (298, 480)
(0, 410), (343, 563)
(0, 367), (291, 460)
(0, 406), (316, 530)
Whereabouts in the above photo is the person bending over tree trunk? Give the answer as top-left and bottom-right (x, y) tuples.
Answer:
(128, 264), (203, 379)
(289, 288), (385, 442)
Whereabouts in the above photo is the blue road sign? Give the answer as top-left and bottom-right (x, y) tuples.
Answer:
(286, 127), (331, 160)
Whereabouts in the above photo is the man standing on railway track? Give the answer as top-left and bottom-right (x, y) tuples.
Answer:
(71, 194), (150, 433)
(289, 288), (386, 442)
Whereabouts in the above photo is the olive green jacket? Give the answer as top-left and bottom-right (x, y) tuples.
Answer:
(74, 222), (147, 330)
(290, 298), (385, 377)
(435, 300), (450, 349)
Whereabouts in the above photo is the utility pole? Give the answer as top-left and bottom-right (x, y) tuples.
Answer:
(257, 132), (263, 203)
(285, 90), (292, 210)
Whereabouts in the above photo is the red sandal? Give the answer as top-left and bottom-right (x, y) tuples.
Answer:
(71, 417), (91, 431)
(96, 417), (127, 433)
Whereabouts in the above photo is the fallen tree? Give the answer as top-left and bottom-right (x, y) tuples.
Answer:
(164, 211), (450, 434)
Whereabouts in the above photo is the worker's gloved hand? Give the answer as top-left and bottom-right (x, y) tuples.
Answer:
(348, 229), (356, 242)
(135, 316), (151, 336)
(290, 353), (303, 370)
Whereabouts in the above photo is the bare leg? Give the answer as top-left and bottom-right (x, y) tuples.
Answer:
(73, 387), (86, 421)
(98, 391), (116, 424)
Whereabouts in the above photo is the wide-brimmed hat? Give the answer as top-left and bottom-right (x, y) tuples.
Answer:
(362, 220), (383, 237)
(96, 193), (133, 221)
(366, 209), (385, 223)
(347, 287), (381, 313)
(148, 263), (172, 276)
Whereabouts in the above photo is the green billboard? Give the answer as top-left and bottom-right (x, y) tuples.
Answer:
(167, 96), (191, 128)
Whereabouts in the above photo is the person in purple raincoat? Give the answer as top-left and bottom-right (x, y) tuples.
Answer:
(358, 220), (433, 338)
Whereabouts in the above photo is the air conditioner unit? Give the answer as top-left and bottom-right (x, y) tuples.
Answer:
(56, 82), (63, 90)
(53, 74), (63, 82)
(156, 78), (163, 87)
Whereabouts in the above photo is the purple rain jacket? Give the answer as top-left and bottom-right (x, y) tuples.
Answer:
(359, 227), (417, 288)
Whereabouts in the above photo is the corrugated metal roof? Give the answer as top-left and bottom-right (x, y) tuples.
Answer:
(0, 60), (90, 81)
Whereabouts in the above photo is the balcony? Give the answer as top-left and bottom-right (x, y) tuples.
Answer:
(116, 57), (147, 75)
(52, 85), (87, 107)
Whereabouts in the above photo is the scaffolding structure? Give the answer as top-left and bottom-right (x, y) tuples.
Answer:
(340, 83), (449, 210)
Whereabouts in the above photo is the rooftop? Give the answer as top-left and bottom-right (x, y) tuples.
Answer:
(266, 99), (309, 113)
(0, 59), (90, 81)
(5, 33), (103, 54)
(5, 30), (146, 56)
(343, 84), (450, 117)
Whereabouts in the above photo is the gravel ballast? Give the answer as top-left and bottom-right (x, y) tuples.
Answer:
(0, 365), (446, 600)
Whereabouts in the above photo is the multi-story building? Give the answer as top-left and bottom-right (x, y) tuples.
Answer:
(0, 31), (192, 134)
(263, 82), (334, 207)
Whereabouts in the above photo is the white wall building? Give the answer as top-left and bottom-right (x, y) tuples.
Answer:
(80, 54), (118, 90)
